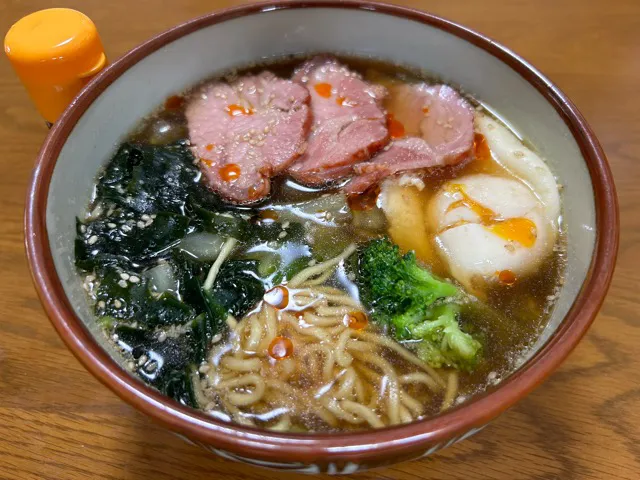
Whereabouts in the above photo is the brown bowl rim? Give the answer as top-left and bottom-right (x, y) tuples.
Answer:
(25, 0), (619, 464)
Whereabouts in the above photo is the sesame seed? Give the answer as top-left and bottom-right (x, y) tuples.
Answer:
(121, 225), (132, 233)
(127, 361), (136, 371)
(455, 395), (467, 405)
(146, 361), (158, 373)
(141, 214), (151, 221)
(199, 364), (211, 374)
(151, 214), (157, 219)
(282, 221), (290, 229)
(114, 299), (122, 308)
(87, 235), (98, 245)
(129, 275), (140, 284)
(120, 273), (130, 281)
(157, 331), (167, 342)
(118, 280), (128, 288)
(111, 334), (119, 342)
(278, 231), (287, 239)
(211, 333), (222, 344)
(98, 300), (106, 309)
(138, 354), (148, 366)
(80, 225), (87, 233)
(88, 204), (103, 219)
(137, 221), (146, 228)
(107, 223), (116, 229)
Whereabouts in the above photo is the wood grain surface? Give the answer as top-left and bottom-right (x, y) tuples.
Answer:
(0, 1), (637, 478)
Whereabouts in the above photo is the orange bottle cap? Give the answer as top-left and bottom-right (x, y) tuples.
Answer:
(4, 8), (107, 123)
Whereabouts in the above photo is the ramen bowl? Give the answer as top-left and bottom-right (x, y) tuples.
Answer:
(25, 0), (618, 473)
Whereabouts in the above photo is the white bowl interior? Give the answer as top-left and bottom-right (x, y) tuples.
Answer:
(46, 7), (595, 368)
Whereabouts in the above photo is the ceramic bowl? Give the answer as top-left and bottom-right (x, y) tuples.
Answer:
(25, 0), (618, 473)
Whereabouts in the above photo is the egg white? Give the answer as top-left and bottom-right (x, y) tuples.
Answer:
(429, 174), (556, 290)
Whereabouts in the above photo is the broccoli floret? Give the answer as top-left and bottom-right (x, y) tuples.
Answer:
(357, 238), (457, 320)
(357, 238), (481, 370)
(412, 304), (481, 370)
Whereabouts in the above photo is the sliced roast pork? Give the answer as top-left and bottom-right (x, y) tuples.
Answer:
(345, 83), (474, 194)
(186, 72), (310, 203)
(287, 58), (390, 185)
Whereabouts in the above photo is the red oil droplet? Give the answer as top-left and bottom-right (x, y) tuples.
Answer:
(205, 143), (215, 151)
(387, 114), (405, 139)
(165, 95), (184, 110)
(347, 184), (380, 211)
(314, 83), (332, 98)
(258, 209), (279, 223)
(344, 311), (368, 330)
(219, 163), (241, 182)
(497, 270), (517, 285)
(225, 104), (254, 116)
(264, 286), (289, 309)
(422, 106), (430, 114)
(200, 158), (214, 168)
(268, 336), (294, 360)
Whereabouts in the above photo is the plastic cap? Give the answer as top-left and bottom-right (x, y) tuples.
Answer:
(4, 8), (107, 123)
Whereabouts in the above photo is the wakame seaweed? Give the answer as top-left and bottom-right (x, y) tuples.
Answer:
(114, 325), (199, 407)
(97, 142), (219, 215)
(75, 141), (301, 407)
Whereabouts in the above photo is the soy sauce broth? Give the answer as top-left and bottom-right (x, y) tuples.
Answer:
(83, 54), (566, 429)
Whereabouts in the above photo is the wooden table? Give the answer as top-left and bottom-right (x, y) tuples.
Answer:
(0, 1), (637, 478)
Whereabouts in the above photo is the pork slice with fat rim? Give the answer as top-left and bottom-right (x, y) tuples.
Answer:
(287, 57), (390, 185)
(186, 71), (310, 204)
(345, 82), (474, 194)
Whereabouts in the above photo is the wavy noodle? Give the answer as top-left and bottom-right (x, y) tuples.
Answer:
(268, 415), (291, 432)
(441, 371), (459, 411)
(219, 356), (262, 372)
(203, 279), (447, 431)
(301, 267), (335, 286)
(288, 244), (357, 287)
(341, 400), (385, 428)
(355, 331), (446, 387)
